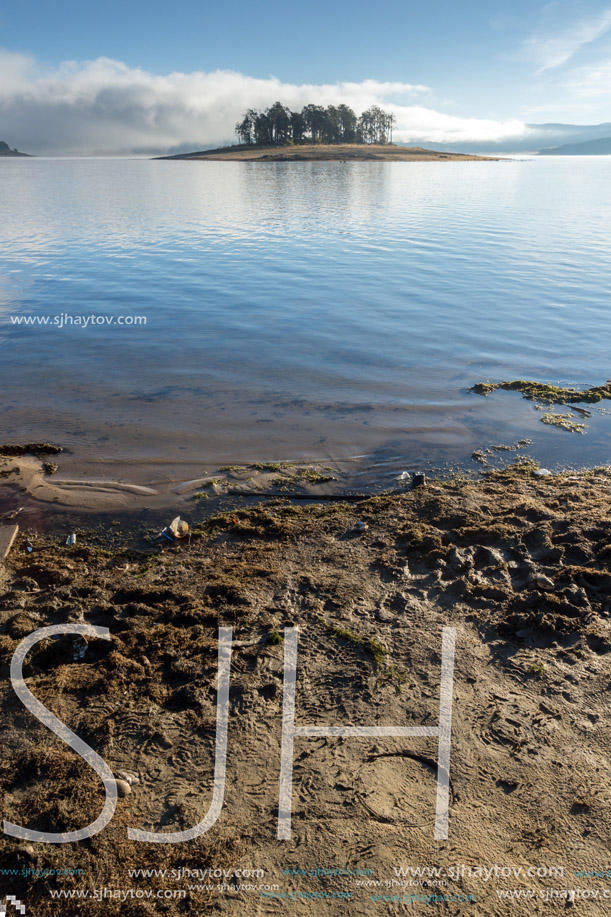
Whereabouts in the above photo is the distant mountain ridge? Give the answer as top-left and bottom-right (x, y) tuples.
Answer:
(0, 140), (30, 157)
(539, 137), (611, 156)
(428, 122), (611, 155)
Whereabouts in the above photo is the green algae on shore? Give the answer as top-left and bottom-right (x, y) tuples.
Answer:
(471, 379), (611, 435)
(540, 411), (587, 434)
(471, 440), (533, 466)
(214, 461), (337, 493)
(0, 442), (62, 457)
(471, 379), (611, 405)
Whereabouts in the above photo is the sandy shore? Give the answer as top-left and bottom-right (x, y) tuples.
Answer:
(158, 143), (501, 162)
(0, 460), (610, 914)
(0, 439), (537, 517)
(0, 452), (393, 518)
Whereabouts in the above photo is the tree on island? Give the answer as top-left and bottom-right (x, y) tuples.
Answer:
(235, 103), (395, 146)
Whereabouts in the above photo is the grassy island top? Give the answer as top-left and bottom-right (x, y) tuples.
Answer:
(157, 143), (500, 162)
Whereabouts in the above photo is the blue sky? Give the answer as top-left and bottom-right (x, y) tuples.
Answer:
(3, 0), (528, 87)
(1, 0), (611, 153)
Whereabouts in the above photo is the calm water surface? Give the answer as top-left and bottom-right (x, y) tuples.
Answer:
(1, 156), (610, 486)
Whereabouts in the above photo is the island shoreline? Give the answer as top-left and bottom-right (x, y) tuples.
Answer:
(156, 142), (502, 162)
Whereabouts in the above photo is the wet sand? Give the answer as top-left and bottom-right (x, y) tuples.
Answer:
(0, 461), (610, 914)
(0, 430), (587, 522)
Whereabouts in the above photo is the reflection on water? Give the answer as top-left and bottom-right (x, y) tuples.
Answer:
(1, 156), (610, 478)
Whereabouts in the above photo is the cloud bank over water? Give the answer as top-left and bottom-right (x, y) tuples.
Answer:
(0, 53), (528, 155)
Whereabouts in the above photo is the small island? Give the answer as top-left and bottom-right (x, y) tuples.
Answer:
(0, 140), (30, 157)
(159, 143), (499, 162)
(158, 101), (500, 162)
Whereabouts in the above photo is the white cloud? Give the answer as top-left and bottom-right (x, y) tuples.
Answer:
(392, 108), (526, 145)
(0, 48), (38, 91)
(0, 52), (527, 154)
(522, 8), (611, 73)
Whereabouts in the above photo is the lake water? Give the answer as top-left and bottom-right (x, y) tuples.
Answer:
(1, 156), (610, 491)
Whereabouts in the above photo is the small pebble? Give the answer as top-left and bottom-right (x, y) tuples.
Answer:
(534, 468), (552, 477)
(355, 521), (368, 532)
(116, 770), (141, 786)
(534, 574), (554, 591)
(115, 779), (131, 797)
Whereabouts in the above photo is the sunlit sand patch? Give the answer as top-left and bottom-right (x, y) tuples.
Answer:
(1, 455), (159, 510)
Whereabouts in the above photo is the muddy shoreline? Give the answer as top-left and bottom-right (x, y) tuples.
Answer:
(0, 461), (610, 914)
(0, 435), (589, 536)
